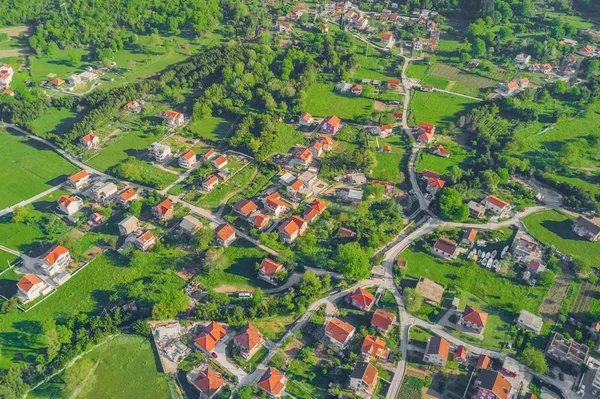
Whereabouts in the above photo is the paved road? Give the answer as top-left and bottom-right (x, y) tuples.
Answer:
(0, 185), (62, 217)
(0, 244), (22, 257)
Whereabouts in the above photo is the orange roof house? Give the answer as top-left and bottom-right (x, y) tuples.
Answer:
(119, 187), (137, 203)
(192, 368), (225, 398)
(362, 335), (389, 359)
(254, 213), (270, 229)
(325, 318), (356, 347)
(215, 223), (236, 246)
(69, 169), (89, 185)
(42, 244), (69, 265)
(194, 321), (227, 352)
(153, 199), (174, 221)
(49, 78), (65, 86)
(234, 323), (263, 353)
(258, 367), (287, 396)
(418, 121), (436, 134)
(349, 287), (375, 311)
(233, 199), (258, 218)
(371, 308), (396, 334)
(260, 258), (284, 277)
(475, 370), (512, 399)
(477, 354), (491, 369)
(17, 274), (43, 293)
(455, 345), (468, 363)
(461, 305), (489, 332)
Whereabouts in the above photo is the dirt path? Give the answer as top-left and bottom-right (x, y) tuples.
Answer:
(0, 48), (31, 58)
(539, 272), (571, 322)
(71, 359), (100, 398)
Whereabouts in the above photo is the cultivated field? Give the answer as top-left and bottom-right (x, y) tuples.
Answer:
(429, 64), (498, 96)
(0, 130), (77, 209)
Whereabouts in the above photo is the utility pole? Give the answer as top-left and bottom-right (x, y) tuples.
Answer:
(59, 3), (69, 22)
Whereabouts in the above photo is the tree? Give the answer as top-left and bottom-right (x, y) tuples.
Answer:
(196, 227), (215, 252)
(299, 271), (322, 297)
(471, 38), (486, 57)
(69, 52), (82, 66)
(129, 200), (142, 217)
(537, 271), (556, 288)
(522, 347), (549, 374)
(482, 170), (500, 189)
(203, 248), (228, 271)
(0, 297), (18, 314)
(11, 206), (29, 223)
(439, 188), (469, 222)
(403, 288), (423, 313)
(335, 242), (371, 280)
(573, 257), (592, 275)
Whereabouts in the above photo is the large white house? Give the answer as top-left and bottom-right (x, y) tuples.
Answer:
(38, 245), (71, 276)
(17, 274), (47, 303)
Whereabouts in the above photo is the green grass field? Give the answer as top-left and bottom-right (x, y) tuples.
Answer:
(192, 163), (258, 210)
(304, 82), (373, 121)
(0, 130), (77, 209)
(0, 251), (185, 370)
(372, 151), (405, 181)
(415, 142), (473, 176)
(29, 335), (172, 399)
(523, 210), (600, 265)
(420, 75), (450, 90)
(0, 251), (17, 272)
(187, 116), (235, 142)
(26, 107), (80, 139)
(87, 129), (158, 171)
(406, 62), (429, 80)
(409, 91), (478, 130)
(29, 49), (89, 81)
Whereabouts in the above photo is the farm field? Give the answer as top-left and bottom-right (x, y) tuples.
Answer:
(408, 91), (478, 131)
(0, 251), (185, 370)
(0, 130), (77, 209)
(304, 82), (373, 121)
(523, 210), (600, 266)
(406, 62), (429, 80)
(29, 335), (172, 399)
(26, 107), (80, 138)
(428, 64), (498, 97)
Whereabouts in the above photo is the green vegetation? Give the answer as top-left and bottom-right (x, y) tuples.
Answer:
(187, 116), (234, 142)
(0, 130), (77, 209)
(87, 129), (160, 171)
(252, 314), (296, 341)
(305, 82), (373, 121)
(29, 335), (171, 399)
(27, 107), (80, 139)
(523, 210), (600, 266)
(191, 163), (257, 210)
(398, 376), (426, 399)
(415, 144), (473, 176)
(408, 91), (478, 130)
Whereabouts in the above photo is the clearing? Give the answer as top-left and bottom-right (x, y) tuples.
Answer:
(408, 91), (478, 130)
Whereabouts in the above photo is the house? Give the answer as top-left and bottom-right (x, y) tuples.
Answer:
(303, 199), (327, 222)
(516, 310), (543, 335)
(202, 149), (217, 161)
(164, 110), (185, 127)
(474, 370), (512, 399)
(179, 150), (197, 169)
(38, 244), (71, 276)
(501, 80), (520, 95)
(484, 195), (510, 216)
(234, 323), (264, 360)
(91, 182), (117, 203)
(259, 258), (285, 285)
(118, 188), (138, 206)
(135, 230), (157, 251)
(80, 132), (99, 149)
(279, 172), (296, 186)
(318, 136), (333, 151)
(79, 71), (97, 82)
(325, 318), (355, 349)
(541, 63), (553, 73)
(362, 335), (389, 361)
(233, 199), (258, 219)
(514, 52), (531, 65)
(153, 199), (174, 221)
(349, 362), (378, 397)
(118, 215), (141, 236)
(468, 201), (485, 219)
(319, 22), (329, 33)
(194, 321), (227, 353)
(433, 145), (450, 158)
(278, 216), (307, 243)
(420, 85), (434, 92)
(298, 171), (317, 187)
(459, 305), (488, 334)
(424, 336), (450, 367)
(427, 177), (445, 193)
(371, 308), (396, 335)
(563, 66), (576, 77)
(393, 112), (403, 120)
(58, 195), (83, 215)
(254, 214), (270, 230)
(462, 228), (477, 246)
(2, 89), (14, 96)
(349, 287), (375, 311)
(431, 237), (458, 260)
(0, 64), (13, 88)
(545, 333), (589, 367)
(265, 192), (288, 217)
(125, 101), (142, 113)
(512, 238), (538, 262)
(180, 215), (203, 235)
(202, 175), (219, 192)
(381, 145), (392, 153)
(387, 79), (401, 89)
(338, 227), (357, 238)
(299, 112), (314, 126)
(17, 274), (46, 302)
(275, 22), (292, 34)
(422, 169), (441, 181)
(287, 179), (305, 198)
(477, 354), (491, 369)
(578, 45), (595, 57)
(397, 259), (407, 268)
(151, 143), (172, 162)
(379, 124), (393, 138)
(215, 224), (236, 247)
(211, 155), (228, 169)
(49, 78), (65, 86)
(189, 368), (225, 399)
(340, 188), (364, 202)
(68, 74), (82, 85)
(417, 122), (436, 143)
(258, 367), (287, 398)
(292, 148), (313, 167)
(455, 345), (467, 363)
(320, 115), (342, 135)
(415, 277), (444, 306)
(90, 212), (104, 225)
(573, 216), (600, 242)
(351, 85), (363, 95)
(308, 141), (323, 158)
(525, 259), (545, 281)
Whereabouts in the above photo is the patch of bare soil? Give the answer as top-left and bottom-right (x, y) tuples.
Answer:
(213, 285), (255, 294)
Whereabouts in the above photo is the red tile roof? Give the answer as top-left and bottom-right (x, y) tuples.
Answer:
(182, 149), (196, 160)
(371, 308), (395, 331)
(290, 179), (304, 191)
(58, 195), (78, 207)
(296, 148), (313, 161)
(138, 231), (155, 244)
(42, 244), (69, 265)
(463, 305), (488, 328)
(350, 287), (375, 309)
(290, 215), (307, 230)
(455, 345), (467, 361)
(303, 207), (319, 222)
(204, 175), (218, 186)
(478, 370), (511, 399)
(311, 199), (327, 212)
(434, 237), (457, 256)
(203, 149), (215, 158)
(477, 354), (491, 369)
(486, 195), (509, 209)
(418, 121), (435, 134)
(436, 145), (450, 156)
(155, 199), (173, 215)
(507, 80), (519, 89)
(254, 214), (270, 228)
(464, 228), (477, 243)
(427, 177), (445, 189)
(193, 368), (225, 396)
(216, 224), (235, 241)
(17, 274), (43, 293)
(422, 169), (441, 180)
(325, 318), (355, 344)
(194, 321), (227, 352)
(428, 336), (450, 360)
(119, 188), (137, 201)
(362, 335), (389, 357)
(165, 110), (183, 118)
(323, 115), (341, 128)
(69, 170), (88, 183)
(234, 323), (263, 351)
(260, 258), (284, 276)
(258, 368), (286, 395)
(213, 155), (227, 166)
(300, 112), (312, 121)
(233, 199), (258, 216)
(81, 132), (97, 142)
(280, 219), (299, 236)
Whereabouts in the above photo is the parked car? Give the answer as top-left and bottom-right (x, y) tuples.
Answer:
(211, 352), (218, 359)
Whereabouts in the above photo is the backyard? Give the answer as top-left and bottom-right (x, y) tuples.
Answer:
(305, 82), (374, 121)
(408, 91), (478, 130)
(0, 130), (77, 209)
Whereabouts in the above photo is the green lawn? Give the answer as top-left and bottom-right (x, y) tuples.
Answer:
(87, 129), (158, 171)
(406, 62), (429, 80)
(305, 82), (374, 121)
(253, 314), (296, 341)
(409, 91), (478, 130)
(523, 210), (600, 266)
(27, 107), (80, 138)
(420, 75), (450, 90)
(29, 335), (172, 399)
(29, 49), (89, 81)
(0, 251), (185, 370)
(0, 251), (17, 272)
(192, 163), (258, 210)
(372, 151), (405, 181)
(187, 116), (235, 142)
(415, 142), (473, 176)
(0, 130), (77, 209)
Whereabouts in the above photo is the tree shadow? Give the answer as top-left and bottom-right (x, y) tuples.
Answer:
(540, 219), (578, 240)
(0, 277), (18, 297)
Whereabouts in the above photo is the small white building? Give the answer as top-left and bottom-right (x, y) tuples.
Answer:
(151, 143), (172, 162)
(17, 274), (47, 303)
(58, 195), (83, 215)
